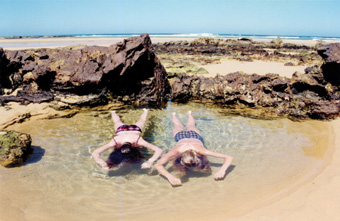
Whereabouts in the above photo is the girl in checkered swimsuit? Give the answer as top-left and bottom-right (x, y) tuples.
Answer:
(155, 111), (233, 187)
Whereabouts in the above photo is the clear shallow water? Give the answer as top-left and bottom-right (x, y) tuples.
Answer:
(0, 102), (333, 220)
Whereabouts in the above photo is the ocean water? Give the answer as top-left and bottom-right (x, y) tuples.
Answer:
(0, 102), (334, 220)
(151, 33), (340, 42)
(32, 33), (340, 42)
(1, 32), (340, 50)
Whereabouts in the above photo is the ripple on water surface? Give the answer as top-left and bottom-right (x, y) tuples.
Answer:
(0, 102), (333, 220)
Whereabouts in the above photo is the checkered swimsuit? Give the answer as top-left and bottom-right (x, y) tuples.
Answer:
(174, 130), (204, 143)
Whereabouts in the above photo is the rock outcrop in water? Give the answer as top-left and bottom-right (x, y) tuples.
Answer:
(0, 130), (32, 167)
(0, 34), (170, 107)
(171, 43), (340, 120)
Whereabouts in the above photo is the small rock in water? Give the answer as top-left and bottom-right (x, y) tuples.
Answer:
(90, 172), (109, 179)
(0, 130), (33, 167)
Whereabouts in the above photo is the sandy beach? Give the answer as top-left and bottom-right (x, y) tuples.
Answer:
(199, 59), (309, 78)
(0, 37), (198, 50)
(1, 37), (340, 220)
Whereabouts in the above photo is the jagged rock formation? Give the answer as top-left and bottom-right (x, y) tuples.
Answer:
(0, 130), (32, 167)
(0, 34), (170, 107)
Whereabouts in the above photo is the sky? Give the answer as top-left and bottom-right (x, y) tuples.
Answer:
(1, 0), (340, 37)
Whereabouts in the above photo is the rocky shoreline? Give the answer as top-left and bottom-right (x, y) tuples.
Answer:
(0, 34), (339, 122)
(154, 38), (340, 120)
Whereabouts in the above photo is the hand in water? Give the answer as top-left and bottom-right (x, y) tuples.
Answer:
(214, 170), (226, 180)
(101, 163), (110, 170)
(141, 161), (153, 169)
(102, 165), (110, 170)
(169, 177), (182, 186)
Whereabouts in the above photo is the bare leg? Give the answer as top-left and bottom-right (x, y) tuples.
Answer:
(172, 112), (185, 137)
(135, 108), (148, 130)
(186, 111), (201, 134)
(110, 111), (124, 132)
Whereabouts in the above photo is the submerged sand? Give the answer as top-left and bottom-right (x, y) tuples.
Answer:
(234, 119), (340, 220)
(0, 103), (337, 221)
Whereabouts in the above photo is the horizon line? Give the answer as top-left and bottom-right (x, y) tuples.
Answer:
(1, 32), (340, 39)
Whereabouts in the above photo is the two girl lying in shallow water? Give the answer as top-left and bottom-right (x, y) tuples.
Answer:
(92, 109), (233, 186)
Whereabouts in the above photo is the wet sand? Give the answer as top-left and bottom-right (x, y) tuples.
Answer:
(0, 102), (76, 130)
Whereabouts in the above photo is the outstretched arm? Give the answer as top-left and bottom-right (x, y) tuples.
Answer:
(204, 150), (233, 180)
(138, 138), (163, 169)
(155, 149), (182, 186)
(92, 139), (116, 170)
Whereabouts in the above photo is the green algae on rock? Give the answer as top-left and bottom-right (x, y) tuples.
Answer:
(0, 130), (32, 167)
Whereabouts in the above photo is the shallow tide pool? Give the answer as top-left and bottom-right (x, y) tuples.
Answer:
(0, 102), (334, 220)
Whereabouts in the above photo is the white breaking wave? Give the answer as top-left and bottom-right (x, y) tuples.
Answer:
(150, 33), (219, 38)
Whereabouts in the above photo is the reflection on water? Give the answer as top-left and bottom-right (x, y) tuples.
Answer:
(0, 102), (333, 220)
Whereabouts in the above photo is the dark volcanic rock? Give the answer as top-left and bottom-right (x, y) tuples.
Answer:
(310, 101), (340, 119)
(0, 34), (170, 106)
(171, 69), (339, 119)
(318, 43), (340, 86)
(0, 130), (33, 167)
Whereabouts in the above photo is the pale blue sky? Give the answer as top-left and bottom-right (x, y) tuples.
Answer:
(1, 0), (339, 37)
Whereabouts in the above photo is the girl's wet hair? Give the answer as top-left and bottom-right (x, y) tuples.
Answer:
(106, 142), (144, 168)
(173, 150), (211, 174)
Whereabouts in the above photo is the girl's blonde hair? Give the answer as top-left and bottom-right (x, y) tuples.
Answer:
(173, 150), (211, 175)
